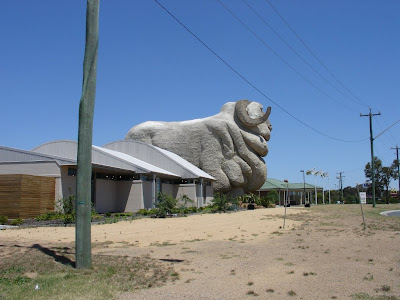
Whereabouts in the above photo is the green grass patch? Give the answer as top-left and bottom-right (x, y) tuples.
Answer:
(150, 241), (177, 247)
(0, 245), (178, 300)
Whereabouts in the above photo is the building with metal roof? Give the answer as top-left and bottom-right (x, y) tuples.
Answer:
(0, 141), (215, 217)
(256, 178), (323, 206)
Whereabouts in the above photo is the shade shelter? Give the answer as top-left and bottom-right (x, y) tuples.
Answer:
(256, 178), (323, 206)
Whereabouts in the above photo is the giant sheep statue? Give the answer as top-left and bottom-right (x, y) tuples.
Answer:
(126, 100), (272, 196)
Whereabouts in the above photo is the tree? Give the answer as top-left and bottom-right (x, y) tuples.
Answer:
(364, 156), (383, 198)
(392, 159), (399, 181)
(343, 186), (357, 204)
(382, 164), (398, 204)
(365, 157), (398, 204)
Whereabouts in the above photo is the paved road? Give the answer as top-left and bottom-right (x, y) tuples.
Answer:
(380, 210), (400, 217)
(0, 225), (17, 230)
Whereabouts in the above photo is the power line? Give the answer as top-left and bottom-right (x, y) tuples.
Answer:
(241, 0), (363, 110)
(153, 0), (368, 143)
(264, 0), (370, 109)
(377, 117), (400, 146)
(216, 0), (354, 111)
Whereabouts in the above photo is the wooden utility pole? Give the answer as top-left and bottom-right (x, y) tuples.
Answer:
(392, 145), (400, 199)
(337, 172), (344, 203)
(360, 109), (380, 207)
(76, 0), (99, 269)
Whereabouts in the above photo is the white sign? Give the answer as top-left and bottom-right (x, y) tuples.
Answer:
(359, 192), (367, 204)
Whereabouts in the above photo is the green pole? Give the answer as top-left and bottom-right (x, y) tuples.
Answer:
(392, 146), (400, 199)
(361, 109), (380, 208)
(76, 0), (99, 269)
(370, 113), (376, 208)
(340, 173), (343, 203)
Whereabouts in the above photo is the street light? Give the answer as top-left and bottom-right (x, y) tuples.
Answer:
(325, 172), (331, 204)
(283, 179), (288, 229)
(307, 168), (318, 205)
(321, 172), (328, 205)
(300, 170), (308, 207)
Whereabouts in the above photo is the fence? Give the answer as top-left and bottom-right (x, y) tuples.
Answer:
(0, 174), (55, 218)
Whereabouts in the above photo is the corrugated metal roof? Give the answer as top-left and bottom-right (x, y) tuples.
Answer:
(258, 178), (322, 191)
(0, 145), (75, 165)
(103, 140), (215, 180)
(3, 140), (215, 180)
(32, 140), (180, 177)
(154, 146), (215, 180)
(93, 146), (179, 177)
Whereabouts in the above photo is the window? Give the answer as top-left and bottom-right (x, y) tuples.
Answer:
(68, 168), (77, 176)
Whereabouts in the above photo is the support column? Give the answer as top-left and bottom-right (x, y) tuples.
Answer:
(152, 174), (156, 208)
(199, 179), (203, 208)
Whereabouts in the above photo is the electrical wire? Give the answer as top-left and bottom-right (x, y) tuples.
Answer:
(264, 0), (370, 109)
(241, 0), (363, 110)
(216, 0), (354, 111)
(153, 0), (369, 143)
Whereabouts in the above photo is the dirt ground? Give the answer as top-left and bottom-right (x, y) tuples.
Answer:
(1, 205), (399, 299)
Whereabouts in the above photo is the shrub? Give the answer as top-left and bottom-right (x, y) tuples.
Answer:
(211, 192), (232, 212)
(10, 218), (23, 226)
(187, 206), (198, 213)
(63, 214), (75, 224)
(55, 194), (77, 224)
(91, 214), (103, 222)
(137, 209), (149, 216)
(155, 193), (178, 217)
(264, 190), (279, 206)
(114, 212), (133, 218)
(60, 194), (75, 215)
(0, 215), (8, 225)
(148, 208), (159, 215)
(237, 194), (262, 206)
(36, 211), (64, 221)
(177, 195), (194, 210)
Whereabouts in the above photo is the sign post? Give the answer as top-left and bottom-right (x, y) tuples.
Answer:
(358, 189), (366, 230)
(359, 192), (367, 204)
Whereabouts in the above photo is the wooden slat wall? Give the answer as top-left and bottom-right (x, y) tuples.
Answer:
(0, 174), (55, 219)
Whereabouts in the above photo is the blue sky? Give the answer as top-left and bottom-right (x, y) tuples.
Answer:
(1, 1), (399, 190)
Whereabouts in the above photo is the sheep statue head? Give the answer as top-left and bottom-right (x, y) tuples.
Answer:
(126, 99), (272, 196)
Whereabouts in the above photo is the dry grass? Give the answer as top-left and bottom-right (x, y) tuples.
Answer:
(1, 204), (399, 299)
(0, 244), (178, 300)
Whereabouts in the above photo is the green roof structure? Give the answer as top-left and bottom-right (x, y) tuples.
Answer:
(256, 178), (324, 206)
(258, 178), (322, 191)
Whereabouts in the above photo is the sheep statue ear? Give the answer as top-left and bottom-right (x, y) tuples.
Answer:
(235, 100), (271, 127)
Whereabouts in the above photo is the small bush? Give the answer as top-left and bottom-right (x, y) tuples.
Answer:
(187, 206), (198, 213)
(136, 209), (149, 215)
(0, 215), (8, 225)
(155, 193), (178, 217)
(211, 192), (232, 212)
(59, 194), (75, 215)
(91, 214), (103, 221)
(114, 212), (133, 218)
(264, 190), (279, 206)
(36, 211), (64, 221)
(148, 208), (159, 215)
(10, 218), (23, 226)
(63, 214), (75, 224)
